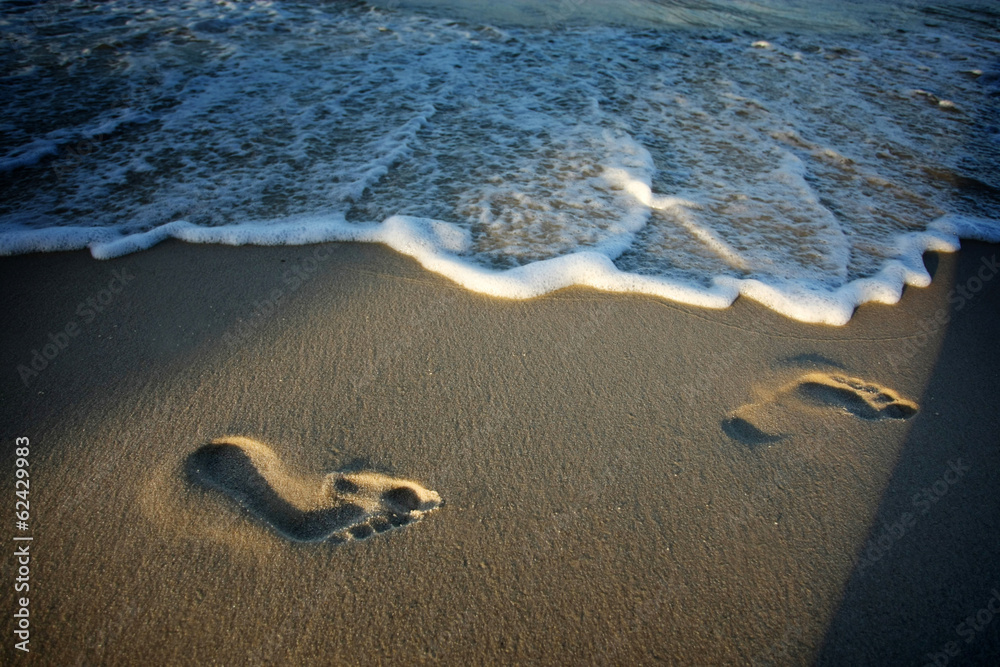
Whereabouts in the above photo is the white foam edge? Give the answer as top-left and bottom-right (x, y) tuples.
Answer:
(1, 213), (996, 325)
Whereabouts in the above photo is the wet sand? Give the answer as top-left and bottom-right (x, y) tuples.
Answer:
(1, 239), (998, 665)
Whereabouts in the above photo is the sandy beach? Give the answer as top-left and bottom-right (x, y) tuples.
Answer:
(1, 239), (998, 665)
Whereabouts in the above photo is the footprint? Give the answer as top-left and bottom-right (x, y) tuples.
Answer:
(186, 437), (442, 543)
(723, 372), (918, 446)
(721, 416), (787, 446)
(792, 374), (918, 421)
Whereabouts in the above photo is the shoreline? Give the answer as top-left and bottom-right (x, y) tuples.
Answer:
(2, 212), (997, 326)
(1, 239), (998, 664)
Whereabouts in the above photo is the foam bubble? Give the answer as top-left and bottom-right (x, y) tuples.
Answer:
(1, 0), (998, 325)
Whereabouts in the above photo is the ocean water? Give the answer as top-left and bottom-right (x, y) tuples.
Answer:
(2, 0), (999, 323)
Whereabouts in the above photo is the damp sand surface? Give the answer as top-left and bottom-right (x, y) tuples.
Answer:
(1, 240), (999, 664)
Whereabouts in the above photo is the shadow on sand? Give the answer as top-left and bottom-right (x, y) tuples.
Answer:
(817, 242), (1000, 665)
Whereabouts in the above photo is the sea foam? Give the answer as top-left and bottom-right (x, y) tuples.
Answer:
(1, 0), (998, 325)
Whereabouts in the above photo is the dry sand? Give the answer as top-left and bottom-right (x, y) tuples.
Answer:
(1, 239), (998, 665)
